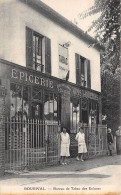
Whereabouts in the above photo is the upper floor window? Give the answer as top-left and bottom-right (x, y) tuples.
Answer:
(75, 53), (91, 88)
(33, 34), (43, 71)
(26, 27), (51, 75)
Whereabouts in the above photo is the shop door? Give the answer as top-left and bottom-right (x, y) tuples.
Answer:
(30, 102), (43, 148)
(31, 102), (43, 120)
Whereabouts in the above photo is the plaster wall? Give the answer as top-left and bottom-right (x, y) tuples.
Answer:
(0, 0), (101, 92)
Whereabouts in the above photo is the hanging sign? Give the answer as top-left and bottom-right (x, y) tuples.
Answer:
(58, 44), (69, 80)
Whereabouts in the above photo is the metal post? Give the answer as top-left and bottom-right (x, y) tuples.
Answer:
(24, 119), (27, 170)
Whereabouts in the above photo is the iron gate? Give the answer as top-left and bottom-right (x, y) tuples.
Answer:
(5, 118), (61, 171)
(70, 124), (107, 158)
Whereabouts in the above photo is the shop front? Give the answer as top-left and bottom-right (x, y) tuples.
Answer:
(0, 59), (104, 170)
(0, 59), (101, 132)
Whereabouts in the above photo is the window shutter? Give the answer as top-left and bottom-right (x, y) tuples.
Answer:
(75, 53), (80, 85)
(45, 37), (51, 75)
(26, 27), (33, 68)
(87, 60), (91, 88)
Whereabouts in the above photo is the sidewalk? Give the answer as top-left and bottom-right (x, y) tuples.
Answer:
(0, 154), (121, 194)
(1, 154), (121, 178)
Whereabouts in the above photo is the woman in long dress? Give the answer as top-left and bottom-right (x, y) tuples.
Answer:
(75, 127), (87, 161)
(60, 128), (70, 165)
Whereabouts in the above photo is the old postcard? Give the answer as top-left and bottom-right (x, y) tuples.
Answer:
(0, 0), (121, 194)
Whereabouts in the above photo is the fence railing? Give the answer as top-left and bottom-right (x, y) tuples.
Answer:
(5, 118), (61, 171)
(70, 124), (107, 158)
(5, 118), (108, 171)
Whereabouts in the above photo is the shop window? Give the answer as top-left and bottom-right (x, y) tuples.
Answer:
(31, 102), (43, 120)
(26, 27), (51, 75)
(81, 98), (88, 110)
(82, 110), (88, 124)
(32, 87), (42, 101)
(23, 85), (29, 119)
(75, 53), (91, 88)
(89, 100), (99, 126)
(54, 94), (58, 120)
(10, 83), (29, 119)
(81, 98), (88, 124)
(70, 98), (80, 133)
(44, 92), (60, 122)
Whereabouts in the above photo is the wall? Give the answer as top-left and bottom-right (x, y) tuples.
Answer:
(0, 86), (5, 176)
(0, 0), (101, 92)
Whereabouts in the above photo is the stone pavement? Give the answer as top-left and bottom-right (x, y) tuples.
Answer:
(0, 154), (121, 194)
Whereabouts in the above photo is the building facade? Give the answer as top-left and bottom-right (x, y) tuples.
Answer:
(0, 0), (103, 134)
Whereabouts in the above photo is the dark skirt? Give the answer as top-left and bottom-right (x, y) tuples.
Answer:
(108, 143), (114, 150)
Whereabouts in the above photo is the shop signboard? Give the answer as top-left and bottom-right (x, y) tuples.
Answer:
(58, 44), (69, 80)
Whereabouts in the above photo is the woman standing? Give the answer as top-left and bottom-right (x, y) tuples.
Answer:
(60, 128), (70, 165)
(107, 128), (113, 156)
(75, 127), (87, 161)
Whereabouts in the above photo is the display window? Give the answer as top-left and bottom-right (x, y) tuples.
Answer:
(44, 91), (60, 122)
(70, 98), (80, 133)
(10, 83), (29, 120)
(10, 83), (61, 123)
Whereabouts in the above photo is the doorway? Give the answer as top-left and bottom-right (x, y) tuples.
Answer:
(31, 102), (43, 120)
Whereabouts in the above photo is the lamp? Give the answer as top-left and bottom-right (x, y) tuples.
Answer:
(63, 41), (71, 47)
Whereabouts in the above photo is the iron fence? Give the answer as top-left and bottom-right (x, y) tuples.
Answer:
(5, 118), (61, 171)
(70, 124), (107, 158)
(5, 118), (108, 171)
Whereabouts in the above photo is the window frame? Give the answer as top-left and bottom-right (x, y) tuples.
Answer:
(75, 53), (91, 88)
(33, 32), (44, 72)
(26, 27), (51, 75)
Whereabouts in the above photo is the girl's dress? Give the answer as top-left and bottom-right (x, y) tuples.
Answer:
(60, 132), (70, 157)
(75, 132), (87, 153)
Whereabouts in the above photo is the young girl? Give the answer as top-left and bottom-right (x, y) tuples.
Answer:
(75, 127), (87, 161)
(60, 128), (70, 165)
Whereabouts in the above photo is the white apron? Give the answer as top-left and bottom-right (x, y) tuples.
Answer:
(76, 132), (87, 153)
(60, 132), (70, 157)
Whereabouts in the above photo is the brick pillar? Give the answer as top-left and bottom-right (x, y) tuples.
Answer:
(0, 86), (6, 176)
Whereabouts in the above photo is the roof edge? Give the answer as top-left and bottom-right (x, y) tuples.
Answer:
(19, 0), (104, 51)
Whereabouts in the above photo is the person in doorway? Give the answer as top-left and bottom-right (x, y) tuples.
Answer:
(75, 127), (87, 161)
(60, 128), (70, 165)
(107, 128), (113, 156)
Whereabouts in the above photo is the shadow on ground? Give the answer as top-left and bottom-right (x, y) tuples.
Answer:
(1, 155), (121, 181)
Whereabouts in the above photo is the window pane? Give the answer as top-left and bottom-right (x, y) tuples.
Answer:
(23, 86), (29, 118)
(82, 98), (88, 110)
(32, 87), (42, 101)
(58, 94), (61, 122)
(54, 94), (57, 121)
(70, 98), (80, 133)
(16, 85), (22, 117)
(70, 102), (73, 131)
(81, 58), (85, 75)
(10, 83), (16, 118)
(33, 34), (43, 72)
(31, 102), (43, 120)
(49, 93), (53, 114)
(44, 93), (49, 120)
(10, 83), (22, 119)
(38, 37), (42, 56)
